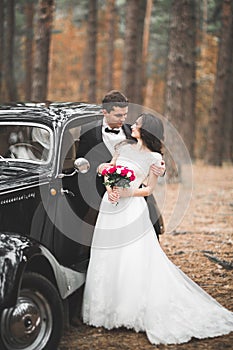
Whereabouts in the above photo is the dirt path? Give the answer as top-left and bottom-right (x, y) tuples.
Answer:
(59, 162), (233, 350)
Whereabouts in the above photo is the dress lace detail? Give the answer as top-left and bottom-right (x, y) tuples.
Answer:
(82, 144), (233, 345)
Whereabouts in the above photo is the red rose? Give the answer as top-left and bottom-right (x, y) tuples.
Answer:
(101, 169), (108, 176)
(130, 174), (136, 181)
(121, 168), (128, 176)
(108, 166), (117, 174)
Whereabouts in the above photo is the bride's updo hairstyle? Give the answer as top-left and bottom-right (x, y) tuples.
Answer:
(139, 113), (164, 154)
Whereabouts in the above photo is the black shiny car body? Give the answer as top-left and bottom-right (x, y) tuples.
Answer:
(0, 102), (103, 350)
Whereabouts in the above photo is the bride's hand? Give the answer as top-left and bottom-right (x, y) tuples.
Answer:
(97, 162), (114, 175)
(107, 187), (120, 203)
(117, 187), (133, 198)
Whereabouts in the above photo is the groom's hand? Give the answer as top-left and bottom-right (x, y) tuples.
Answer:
(151, 160), (165, 177)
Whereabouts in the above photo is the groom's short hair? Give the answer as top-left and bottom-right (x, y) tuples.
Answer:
(102, 90), (128, 112)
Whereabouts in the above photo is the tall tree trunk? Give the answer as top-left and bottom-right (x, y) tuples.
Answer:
(24, 0), (34, 101)
(206, 0), (233, 165)
(87, 0), (97, 103)
(142, 0), (153, 103)
(222, 0), (233, 162)
(5, 0), (17, 101)
(223, 42), (233, 162)
(164, 0), (196, 159)
(0, 0), (4, 102)
(32, 0), (54, 102)
(122, 0), (139, 102)
(134, 1), (147, 105)
(105, 0), (115, 92)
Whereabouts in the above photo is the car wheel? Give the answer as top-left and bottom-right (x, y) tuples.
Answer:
(0, 272), (64, 350)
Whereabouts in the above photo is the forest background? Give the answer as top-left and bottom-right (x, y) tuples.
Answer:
(0, 0), (232, 166)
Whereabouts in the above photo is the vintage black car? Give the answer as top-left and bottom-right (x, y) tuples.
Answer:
(0, 102), (103, 350)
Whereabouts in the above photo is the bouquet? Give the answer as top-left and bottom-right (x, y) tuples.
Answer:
(101, 165), (136, 188)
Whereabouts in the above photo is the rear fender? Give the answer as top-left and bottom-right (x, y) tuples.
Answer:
(0, 233), (37, 309)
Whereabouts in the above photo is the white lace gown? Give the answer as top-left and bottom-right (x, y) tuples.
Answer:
(82, 144), (233, 345)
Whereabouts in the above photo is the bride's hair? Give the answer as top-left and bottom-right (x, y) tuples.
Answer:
(140, 113), (164, 154)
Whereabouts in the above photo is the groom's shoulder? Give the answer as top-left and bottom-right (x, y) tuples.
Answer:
(123, 123), (132, 131)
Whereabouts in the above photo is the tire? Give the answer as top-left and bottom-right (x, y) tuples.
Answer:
(0, 272), (64, 350)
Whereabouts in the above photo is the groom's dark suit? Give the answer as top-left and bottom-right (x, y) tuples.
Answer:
(76, 119), (164, 240)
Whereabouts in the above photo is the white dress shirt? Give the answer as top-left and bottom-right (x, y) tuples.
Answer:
(102, 118), (126, 156)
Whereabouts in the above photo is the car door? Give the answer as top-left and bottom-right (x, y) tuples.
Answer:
(46, 115), (102, 269)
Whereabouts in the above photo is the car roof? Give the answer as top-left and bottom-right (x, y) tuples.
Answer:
(0, 102), (103, 127)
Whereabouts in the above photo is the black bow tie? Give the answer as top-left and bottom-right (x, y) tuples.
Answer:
(104, 127), (120, 135)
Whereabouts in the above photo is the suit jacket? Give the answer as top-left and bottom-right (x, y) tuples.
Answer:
(77, 120), (133, 163)
(77, 120), (134, 197)
(77, 120), (164, 237)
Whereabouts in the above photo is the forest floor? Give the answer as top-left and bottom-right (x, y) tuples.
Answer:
(59, 162), (233, 350)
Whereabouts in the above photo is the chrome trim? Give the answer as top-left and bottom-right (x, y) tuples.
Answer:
(0, 181), (50, 197)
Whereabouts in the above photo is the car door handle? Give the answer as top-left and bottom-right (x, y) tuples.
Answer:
(61, 188), (75, 196)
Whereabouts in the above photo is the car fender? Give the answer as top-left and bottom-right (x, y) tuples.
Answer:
(39, 245), (85, 299)
(0, 232), (85, 309)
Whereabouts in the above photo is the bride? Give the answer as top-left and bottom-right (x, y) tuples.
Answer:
(82, 113), (233, 345)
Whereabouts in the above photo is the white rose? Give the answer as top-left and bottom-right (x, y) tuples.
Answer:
(116, 168), (122, 174)
(126, 171), (132, 177)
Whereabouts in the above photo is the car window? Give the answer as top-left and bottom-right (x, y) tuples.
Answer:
(57, 115), (103, 174)
(60, 126), (81, 171)
(0, 124), (52, 163)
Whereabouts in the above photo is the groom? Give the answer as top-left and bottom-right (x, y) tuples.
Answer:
(76, 90), (165, 241)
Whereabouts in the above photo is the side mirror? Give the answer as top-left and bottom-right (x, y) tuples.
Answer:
(74, 157), (90, 174)
(57, 157), (90, 178)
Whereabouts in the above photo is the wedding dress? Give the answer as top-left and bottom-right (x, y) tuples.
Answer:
(82, 143), (233, 345)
